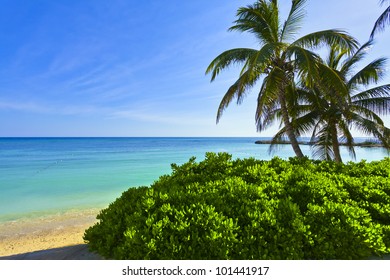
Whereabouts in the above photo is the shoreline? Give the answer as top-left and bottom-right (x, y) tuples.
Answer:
(0, 208), (101, 257)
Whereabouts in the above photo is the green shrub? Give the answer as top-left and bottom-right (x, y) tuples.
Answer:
(84, 152), (390, 259)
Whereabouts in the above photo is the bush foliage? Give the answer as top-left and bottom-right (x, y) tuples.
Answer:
(84, 153), (390, 259)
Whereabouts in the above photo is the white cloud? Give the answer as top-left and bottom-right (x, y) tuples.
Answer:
(108, 107), (212, 126)
(0, 100), (50, 114)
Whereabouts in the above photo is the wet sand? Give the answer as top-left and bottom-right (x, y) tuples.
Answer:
(0, 209), (102, 259)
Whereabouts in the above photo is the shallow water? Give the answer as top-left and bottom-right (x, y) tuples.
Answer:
(1, 137), (388, 222)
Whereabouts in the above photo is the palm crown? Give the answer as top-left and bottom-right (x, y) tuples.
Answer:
(274, 41), (390, 162)
(206, 0), (358, 158)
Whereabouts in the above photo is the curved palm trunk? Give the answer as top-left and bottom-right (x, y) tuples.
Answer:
(330, 122), (342, 163)
(279, 93), (304, 158)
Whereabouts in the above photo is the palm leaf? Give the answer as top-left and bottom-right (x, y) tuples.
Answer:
(290, 111), (320, 136)
(206, 48), (258, 81)
(229, 1), (279, 43)
(349, 112), (390, 150)
(349, 112), (386, 136)
(280, 0), (307, 42)
(284, 45), (320, 81)
(352, 85), (390, 116)
(241, 42), (286, 76)
(337, 119), (356, 159)
(255, 67), (285, 131)
(292, 29), (359, 53)
(351, 85), (390, 115)
(316, 63), (349, 98)
(370, 4), (390, 38)
(348, 57), (388, 88)
(349, 105), (385, 124)
(326, 47), (348, 70)
(339, 40), (374, 76)
(352, 97), (390, 116)
(352, 84), (390, 100)
(268, 127), (289, 154)
(258, 106), (283, 132)
(311, 125), (335, 161)
(216, 68), (260, 123)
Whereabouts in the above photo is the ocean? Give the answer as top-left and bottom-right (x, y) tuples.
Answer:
(0, 137), (389, 223)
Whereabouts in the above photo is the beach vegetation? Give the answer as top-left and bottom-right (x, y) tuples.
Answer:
(84, 152), (390, 259)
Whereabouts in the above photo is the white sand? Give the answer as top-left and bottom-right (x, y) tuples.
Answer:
(0, 209), (100, 257)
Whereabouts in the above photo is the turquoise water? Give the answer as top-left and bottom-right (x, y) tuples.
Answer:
(0, 137), (389, 222)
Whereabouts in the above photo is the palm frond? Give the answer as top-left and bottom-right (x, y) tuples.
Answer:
(349, 112), (390, 150)
(280, 0), (307, 42)
(284, 45), (320, 81)
(380, 127), (390, 149)
(295, 87), (326, 108)
(242, 42), (287, 76)
(348, 57), (388, 88)
(285, 81), (299, 113)
(255, 67), (285, 131)
(326, 47), (348, 70)
(310, 120), (323, 144)
(352, 87), (390, 117)
(206, 48), (258, 81)
(337, 120), (356, 160)
(216, 68), (260, 123)
(268, 108), (319, 155)
(352, 84), (390, 100)
(370, 4), (390, 39)
(290, 111), (320, 136)
(292, 103), (317, 116)
(311, 125), (335, 161)
(316, 63), (349, 98)
(349, 105), (385, 124)
(352, 97), (390, 116)
(351, 84), (390, 115)
(258, 106), (283, 132)
(229, 1), (279, 43)
(268, 127), (289, 154)
(349, 112), (386, 137)
(292, 29), (359, 53)
(340, 40), (374, 76)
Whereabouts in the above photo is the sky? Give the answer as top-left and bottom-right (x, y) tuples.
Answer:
(0, 0), (389, 137)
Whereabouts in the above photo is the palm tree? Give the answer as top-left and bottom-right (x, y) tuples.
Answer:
(273, 40), (390, 162)
(206, 0), (358, 158)
(371, 0), (390, 39)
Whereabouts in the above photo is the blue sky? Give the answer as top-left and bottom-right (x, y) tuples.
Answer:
(0, 0), (389, 137)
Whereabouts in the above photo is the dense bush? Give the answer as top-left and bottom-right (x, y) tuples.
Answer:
(84, 152), (390, 259)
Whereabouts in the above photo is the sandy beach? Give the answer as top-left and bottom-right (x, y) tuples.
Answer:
(0, 208), (101, 258)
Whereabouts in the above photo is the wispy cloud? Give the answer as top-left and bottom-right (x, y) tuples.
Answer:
(108, 107), (211, 126)
(0, 100), (50, 113)
(0, 99), (106, 116)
